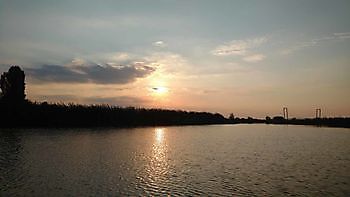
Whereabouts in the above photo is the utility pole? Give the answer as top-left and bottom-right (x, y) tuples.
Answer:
(316, 108), (321, 119)
(283, 107), (288, 120)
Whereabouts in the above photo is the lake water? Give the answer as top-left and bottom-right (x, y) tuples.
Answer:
(0, 124), (349, 196)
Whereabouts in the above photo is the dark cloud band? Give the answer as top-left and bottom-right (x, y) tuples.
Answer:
(26, 63), (156, 84)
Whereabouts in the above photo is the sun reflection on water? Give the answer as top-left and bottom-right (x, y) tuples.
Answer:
(153, 128), (167, 164)
(141, 127), (170, 192)
(137, 127), (171, 193)
(155, 128), (165, 144)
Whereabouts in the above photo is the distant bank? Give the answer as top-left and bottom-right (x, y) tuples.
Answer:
(1, 101), (349, 128)
(1, 66), (349, 129)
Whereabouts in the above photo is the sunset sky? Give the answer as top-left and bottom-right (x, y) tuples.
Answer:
(1, 0), (349, 118)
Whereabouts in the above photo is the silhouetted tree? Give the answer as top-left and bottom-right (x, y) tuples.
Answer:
(0, 66), (26, 103)
(229, 113), (235, 120)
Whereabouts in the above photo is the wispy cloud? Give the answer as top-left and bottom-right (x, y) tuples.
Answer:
(211, 37), (267, 56)
(281, 32), (350, 55)
(144, 52), (189, 74)
(67, 58), (86, 67)
(280, 42), (316, 55)
(111, 52), (131, 62)
(152, 41), (167, 47)
(243, 54), (266, 63)
(333, 32), (350, 39)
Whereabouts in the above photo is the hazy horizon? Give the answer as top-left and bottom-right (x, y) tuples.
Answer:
(1, 0), (349, 118)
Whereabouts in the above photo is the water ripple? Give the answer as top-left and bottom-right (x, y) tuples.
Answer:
(0, 125), (350, 196)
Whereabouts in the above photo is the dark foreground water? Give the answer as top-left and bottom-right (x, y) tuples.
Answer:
(0, 124), (349, 196)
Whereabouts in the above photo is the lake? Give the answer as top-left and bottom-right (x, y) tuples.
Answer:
(0, 124), (349, 196)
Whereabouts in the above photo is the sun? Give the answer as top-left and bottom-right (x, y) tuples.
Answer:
(151, 86), (169, 96)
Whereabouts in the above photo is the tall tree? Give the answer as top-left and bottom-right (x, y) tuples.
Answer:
(0, 66), (26, 103)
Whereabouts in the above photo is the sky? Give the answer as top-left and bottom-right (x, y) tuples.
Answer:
(0, 0), (350, 118)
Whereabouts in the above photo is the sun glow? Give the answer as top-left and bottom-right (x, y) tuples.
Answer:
(151, 86), (169, 96)
(145, 70), (174, 107)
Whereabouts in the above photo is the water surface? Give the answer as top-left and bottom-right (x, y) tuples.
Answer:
(1, 124), (349, 196)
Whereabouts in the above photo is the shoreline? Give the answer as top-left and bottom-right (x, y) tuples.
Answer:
(1, 121), (349, 130)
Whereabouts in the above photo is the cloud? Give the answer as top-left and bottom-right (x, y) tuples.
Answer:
(333, 32), (350, 39)
(26, 65), (86, 83)
(211, 37), (267, 56)
(26, 62), (156, 84)
(281, 40), (318, 55)
(66, 58), (86, 67)
(111, 52), (131, 62)
(152, 41), (167, 47)
(243, 54), (266, 63)
(84, 96), (149, 106)
(144, 52), (189, 74)
(282, 32), (350, 55)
